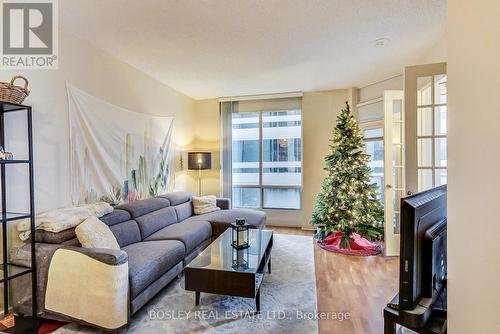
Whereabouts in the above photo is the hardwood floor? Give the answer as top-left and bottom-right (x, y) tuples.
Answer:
(269, 226), (399, 334)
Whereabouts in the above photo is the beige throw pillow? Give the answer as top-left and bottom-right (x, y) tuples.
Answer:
(75, 216), (120, 250)
(192, 195), (221, 215)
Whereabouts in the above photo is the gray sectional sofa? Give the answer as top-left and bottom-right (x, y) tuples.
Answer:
(11, 191), (266, 330)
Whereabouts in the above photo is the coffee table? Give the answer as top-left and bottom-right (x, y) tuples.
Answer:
(184, 228), (273, 312)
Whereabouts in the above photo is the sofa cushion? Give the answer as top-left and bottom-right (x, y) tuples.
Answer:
(115, 198), (170, 218)
(199, 208), (266, 236)
(134, 207), (178, 240)
(145, 219), (212, 254)
(100, 209), (131, 226)
(123, 240), (185, 299)
(174, 201), (193, 222)
(109, 220), (141, 247)
(61, 237), (81, 247)
(35, 228), (76, 244)
(192, 196), (220, 215)
(158, 191), (192, 206)
(75, 216), (120, 250)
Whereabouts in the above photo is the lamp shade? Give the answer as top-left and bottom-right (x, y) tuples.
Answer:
(188, 152), (212, 170)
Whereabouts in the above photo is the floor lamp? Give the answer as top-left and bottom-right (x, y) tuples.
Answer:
(188, 152), (212, 196)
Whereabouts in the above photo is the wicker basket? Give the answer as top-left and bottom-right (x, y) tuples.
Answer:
(0, 76), (30, 104)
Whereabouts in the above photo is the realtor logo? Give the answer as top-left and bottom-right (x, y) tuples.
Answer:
(1, 0), (58, 69)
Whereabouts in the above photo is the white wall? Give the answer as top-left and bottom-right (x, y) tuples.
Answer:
(416, 33), (447, 65)
(357, 75), (404, 123)
(2, 30), (196, 214)
(358, 75), (404, 103)
(300, 89), (353, 229)
(448, 1), (500, 332)
(356, 36), (447, 123)
(192, 99), (221, 196)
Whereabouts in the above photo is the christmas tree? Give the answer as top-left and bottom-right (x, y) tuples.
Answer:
(311, 101), (384, 248)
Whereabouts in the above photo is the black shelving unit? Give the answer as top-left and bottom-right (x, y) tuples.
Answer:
(0, 101), (37, 331)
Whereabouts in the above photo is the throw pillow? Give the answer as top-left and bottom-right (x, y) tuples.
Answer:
(192, 195), (221, 215)
(75, 216), (120, 250)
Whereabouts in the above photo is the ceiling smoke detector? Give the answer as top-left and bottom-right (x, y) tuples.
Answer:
(374, 38), (390, 47)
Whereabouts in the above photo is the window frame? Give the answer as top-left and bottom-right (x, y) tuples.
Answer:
(231, 109), (303, 211)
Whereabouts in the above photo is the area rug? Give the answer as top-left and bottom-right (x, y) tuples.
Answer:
(53, 234), (318, 334)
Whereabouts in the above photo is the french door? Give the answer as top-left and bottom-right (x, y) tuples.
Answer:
(404, 63), (447, 195)
(383, 90), (405, 256)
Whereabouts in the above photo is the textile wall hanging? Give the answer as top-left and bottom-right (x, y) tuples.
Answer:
(67, 84), (174, 205)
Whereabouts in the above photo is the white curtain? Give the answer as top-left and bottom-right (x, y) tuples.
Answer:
(67, 84), (174, 205)
(220, 101), (234, 199)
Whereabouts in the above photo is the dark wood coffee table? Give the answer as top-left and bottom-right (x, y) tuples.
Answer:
(184, 228), (273, 312)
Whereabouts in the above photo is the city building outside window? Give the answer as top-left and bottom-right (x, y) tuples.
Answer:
(231, 110), (302, 209)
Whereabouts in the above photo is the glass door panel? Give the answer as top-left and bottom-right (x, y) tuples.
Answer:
(393, 168), (403, 189)
(435, 138), (447, 167)
(434, 106), (447, 135)
(363, 127), (384, 204)
(418, 169), (433, 192)
(435, 169), (447, 187)
(417, 138), (433, 167)
(417, 107), (433, 136)
(415, 74), (447, 191)
(392, 148), (403, 166)
(417, 76), (433, 106)
(383, 90), (404, 256)
(434, 74), (447, 104)
(404, 63), (447, 195)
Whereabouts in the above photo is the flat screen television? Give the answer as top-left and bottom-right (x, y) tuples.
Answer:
(399, 185), (447, 310)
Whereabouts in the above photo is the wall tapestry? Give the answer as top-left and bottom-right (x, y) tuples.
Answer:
(67, 84), (175, 205)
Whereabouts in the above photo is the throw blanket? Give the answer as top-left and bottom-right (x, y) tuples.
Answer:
(17, 202), (113, 241)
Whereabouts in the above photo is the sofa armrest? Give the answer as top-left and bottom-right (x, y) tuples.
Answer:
(44, 247), (129, 329)
(216, 198), (231, 210)
(10, 243), (129, 330)
(64, 246), (128, 265)
(9, 243), (127, 267)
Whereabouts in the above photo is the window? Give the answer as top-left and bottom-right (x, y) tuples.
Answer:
(233, 140), (259, 163)
(231, 109), (302, 209)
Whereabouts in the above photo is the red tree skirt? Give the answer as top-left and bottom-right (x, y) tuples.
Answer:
(318, 231), (382, 256)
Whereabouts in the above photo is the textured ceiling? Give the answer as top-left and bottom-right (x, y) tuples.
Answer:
(60, 0), (446, 99)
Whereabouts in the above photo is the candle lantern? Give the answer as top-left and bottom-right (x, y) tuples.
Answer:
(231, 218), (249, 249)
